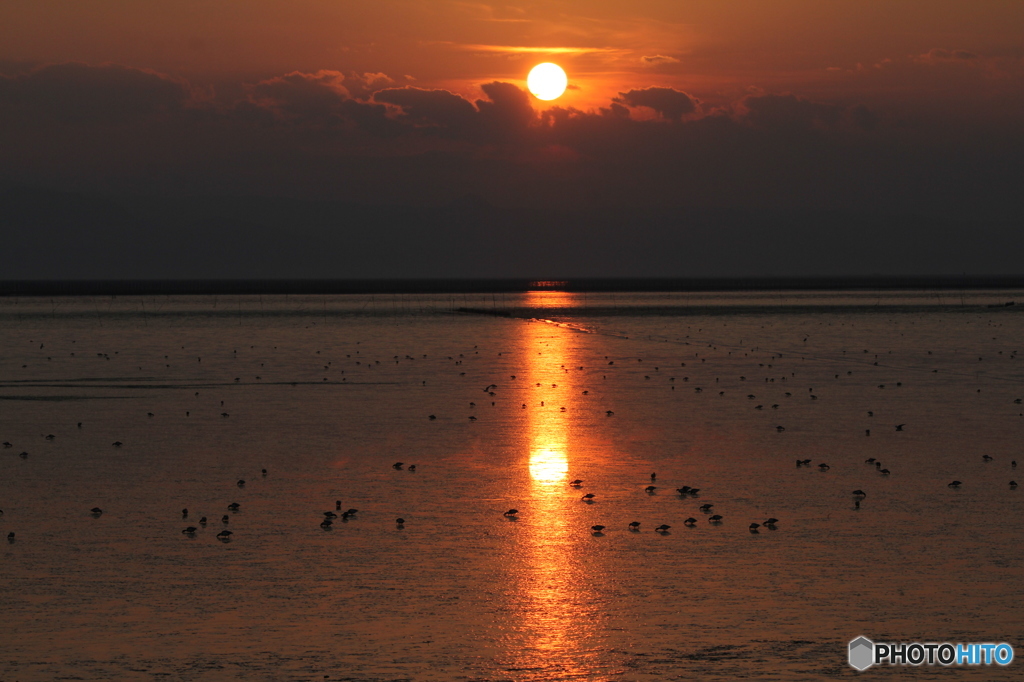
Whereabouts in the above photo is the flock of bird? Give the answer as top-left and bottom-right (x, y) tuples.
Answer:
(3, 312), (1023, 546)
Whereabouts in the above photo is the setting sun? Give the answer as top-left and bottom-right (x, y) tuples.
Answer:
(526, 62), (568, 101)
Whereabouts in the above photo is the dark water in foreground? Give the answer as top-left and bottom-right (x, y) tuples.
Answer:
(1, 291), (1023, 680)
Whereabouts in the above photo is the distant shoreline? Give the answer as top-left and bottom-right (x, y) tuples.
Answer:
(2, 277), (1024, 297)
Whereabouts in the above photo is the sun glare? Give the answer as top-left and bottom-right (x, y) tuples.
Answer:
(527, 63), (568, 101)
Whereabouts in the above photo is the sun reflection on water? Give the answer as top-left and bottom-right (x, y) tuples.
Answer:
(524, 289), (577, 310)
(528, 447), (569, 485)
(501, 295), (604, 678)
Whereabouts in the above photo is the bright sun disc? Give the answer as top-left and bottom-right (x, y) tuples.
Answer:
(527, 63), (568, 101)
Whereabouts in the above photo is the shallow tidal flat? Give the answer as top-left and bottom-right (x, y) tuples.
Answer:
(1, 291), (1022, 680)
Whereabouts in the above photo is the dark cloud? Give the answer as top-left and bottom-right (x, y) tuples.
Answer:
(0, 59), (40, 76)
(248, 70), (350, 122)
(344, 71), (396, 98)
(740, 93), (841, 131)
(918, 48), (979, 63)
(371, 81), (535, 142)
(373, 86), (478, 131)
(848, 104), (877, 131)
(614, 87), (699, 120)
(3, 187), (1022, 279)
(0, 60), (1020, 247)
(475, 81), (535, 138)
(640, 55), (681, 65)
(0, 62), (193, 123)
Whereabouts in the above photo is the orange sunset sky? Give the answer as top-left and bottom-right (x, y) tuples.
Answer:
(4, 1), (1023, 110)
(1, 1), (1023, 278)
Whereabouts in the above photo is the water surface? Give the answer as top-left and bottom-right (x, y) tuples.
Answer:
(1, 291), (1023, 680)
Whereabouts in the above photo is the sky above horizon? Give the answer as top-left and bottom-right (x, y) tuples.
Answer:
(1, 2), (1023, 277)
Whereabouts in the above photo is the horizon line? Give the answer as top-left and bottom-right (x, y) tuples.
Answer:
(2, 276), (1024, 297)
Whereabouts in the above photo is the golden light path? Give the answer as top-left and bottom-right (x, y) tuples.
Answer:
(502, 291), (603, 677)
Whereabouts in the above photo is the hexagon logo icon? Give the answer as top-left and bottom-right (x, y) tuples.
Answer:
(849, 636), (874, 670)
